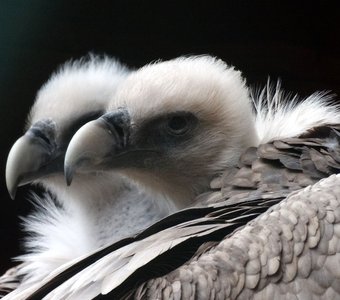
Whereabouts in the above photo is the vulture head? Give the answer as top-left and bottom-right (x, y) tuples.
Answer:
(6, 56), (129, 200)
(65, 56), (259, 208)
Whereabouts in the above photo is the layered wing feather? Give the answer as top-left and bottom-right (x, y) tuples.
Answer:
(5, 124), (340, 299)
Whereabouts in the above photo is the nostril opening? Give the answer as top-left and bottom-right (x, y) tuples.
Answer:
(28, 119), (57, 149)
(101, 109), (130, 147)
(106, 121), (128, 148)
(35, 130), (52, 146)
(113, 124), (125, 141)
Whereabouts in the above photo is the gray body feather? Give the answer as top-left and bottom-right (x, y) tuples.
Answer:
(137, 174), (340, 300)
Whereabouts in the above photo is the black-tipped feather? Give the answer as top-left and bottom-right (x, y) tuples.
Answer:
(5, 125), (340, 299)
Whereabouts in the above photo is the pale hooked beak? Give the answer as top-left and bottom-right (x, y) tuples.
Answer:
(64, 109), (160, 185)
(6, 120), (62, 199)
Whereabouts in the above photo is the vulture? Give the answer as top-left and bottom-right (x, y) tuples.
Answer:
(2, 55), (340, 299)
(2, 56), (167, 297)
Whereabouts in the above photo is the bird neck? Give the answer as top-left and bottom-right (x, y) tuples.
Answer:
(38, 173), (169, 247)
(121, 169), (211, 211)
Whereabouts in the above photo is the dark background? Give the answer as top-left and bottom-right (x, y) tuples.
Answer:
(0, 1), (339, 273)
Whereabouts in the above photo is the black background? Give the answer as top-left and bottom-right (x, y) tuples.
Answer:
(0, 1), (339, 273)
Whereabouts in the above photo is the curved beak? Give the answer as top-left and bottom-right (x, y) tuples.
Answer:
(64, 118), (119, 185)
(6, 121), (61, 199)
(64, 110), (160, 186)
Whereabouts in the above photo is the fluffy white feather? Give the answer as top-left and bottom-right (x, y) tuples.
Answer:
(252, 81), (340, 143)
(28, 55), (128, 128)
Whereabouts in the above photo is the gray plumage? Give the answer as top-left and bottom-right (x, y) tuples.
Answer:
(204, 125), (340, 207)
(133, 125), (340, 300)
(136, 173), (340, 300)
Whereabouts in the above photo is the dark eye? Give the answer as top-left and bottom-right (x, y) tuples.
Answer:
(166, 116), (190, 135)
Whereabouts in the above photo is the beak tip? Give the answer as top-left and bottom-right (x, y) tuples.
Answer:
(6, 171), (19, 200)
(10, 192), (16, 200)
(6, 178), (18, 200)
(65, 165), (74, 186)
(9, 188), (17, 200)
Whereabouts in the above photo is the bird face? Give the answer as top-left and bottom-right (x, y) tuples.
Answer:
(6, 57), (128, 198)
(65, 56), (259, 207)
(6, 112), (103, 199)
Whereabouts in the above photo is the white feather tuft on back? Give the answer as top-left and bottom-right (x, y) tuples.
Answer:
(252, 81), (340, 143)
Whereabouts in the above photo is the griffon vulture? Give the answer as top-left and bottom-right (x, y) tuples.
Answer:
(1, 56), (167, 297)
(3, 55), (340, 299)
